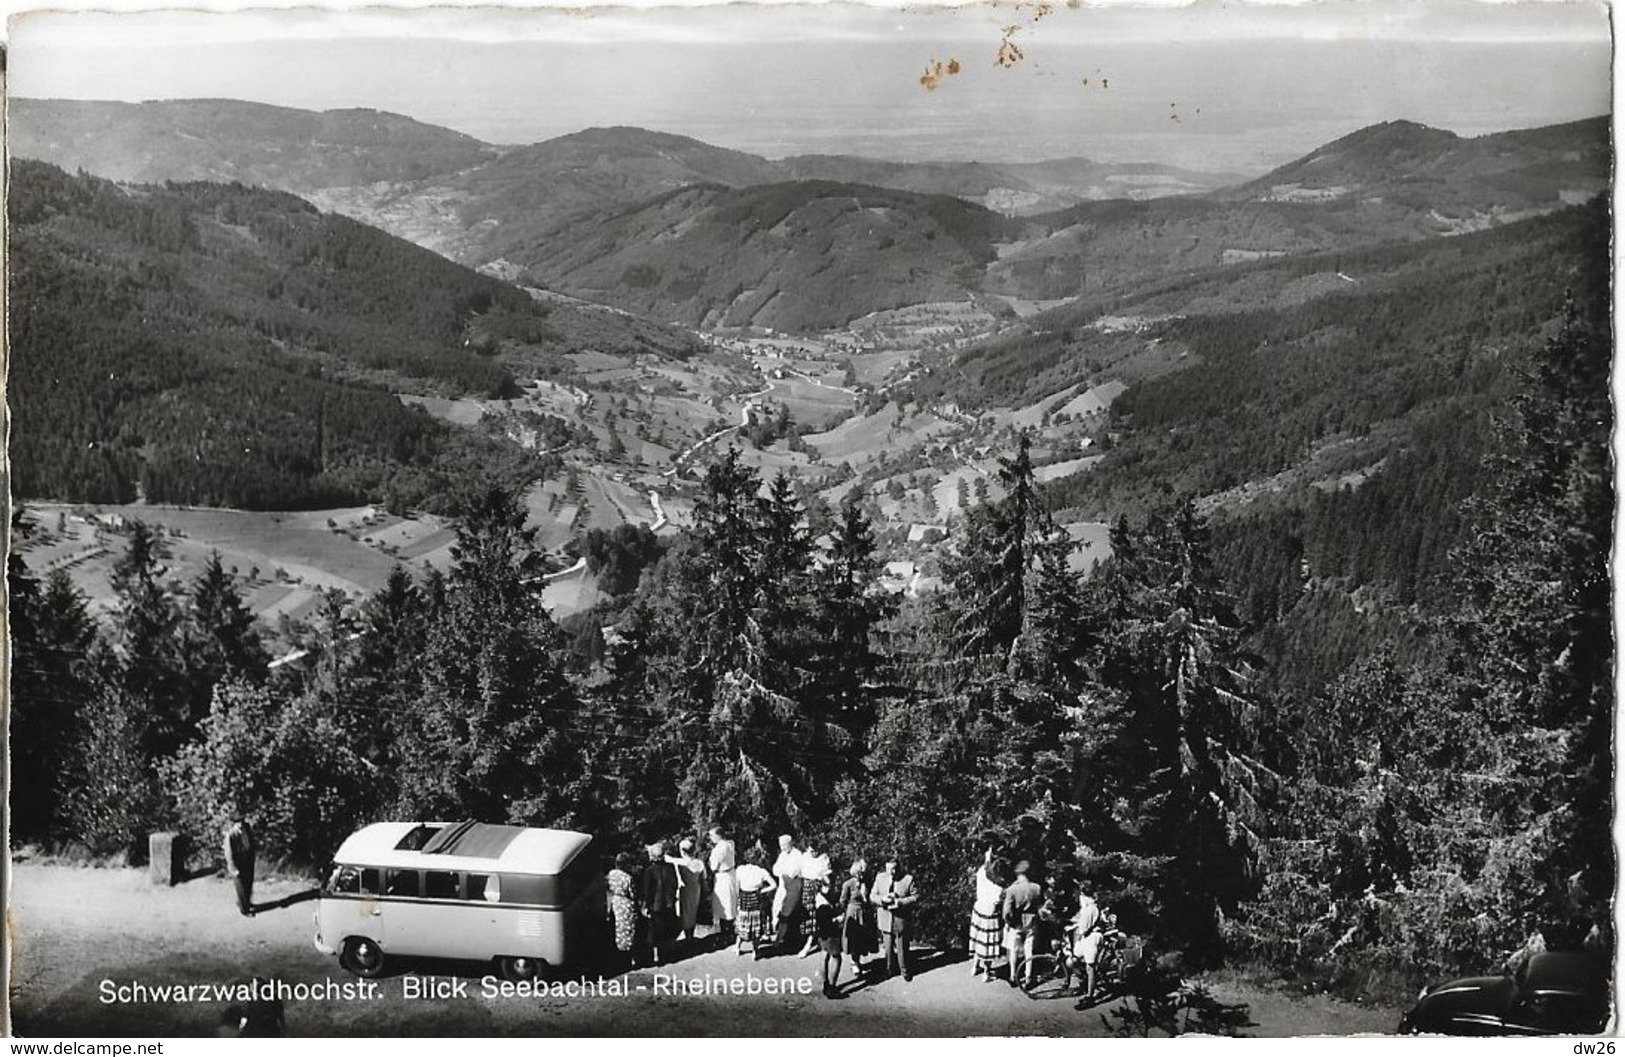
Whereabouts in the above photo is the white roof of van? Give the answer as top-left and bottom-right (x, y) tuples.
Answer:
(334, 822), (593, 876)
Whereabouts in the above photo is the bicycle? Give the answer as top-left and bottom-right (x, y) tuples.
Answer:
(1063, 917), (1142, 1006)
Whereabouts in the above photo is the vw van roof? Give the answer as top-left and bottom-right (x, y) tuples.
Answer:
(334, 821), (593, 876)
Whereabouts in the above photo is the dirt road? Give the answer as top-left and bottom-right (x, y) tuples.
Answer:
(6, 864), (1396, 1038)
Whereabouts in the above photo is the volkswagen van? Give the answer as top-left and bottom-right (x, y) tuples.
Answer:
(314, 821), (604, 981)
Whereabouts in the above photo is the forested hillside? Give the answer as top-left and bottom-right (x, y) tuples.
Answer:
(8, 162), (698, 510)
(986, 118), (1609, 302)
(919, 196), (1611, 727)
(517, 180), (1014, 330)
(1222, 117), (1611, 210)
(1044, 199), (1607, 513)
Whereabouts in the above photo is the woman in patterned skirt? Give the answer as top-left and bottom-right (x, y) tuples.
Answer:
(970, 848), (1005, 980)
(607, 852), (639, 969)
(733, 843), (777, 959)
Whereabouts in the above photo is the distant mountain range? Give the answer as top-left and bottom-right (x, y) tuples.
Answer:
(986, 116), (1610, 301)
(9, 98), (498, 189)
(10, 100), (1244, 212)
(10, 99), (1609, 333)
(1221, 118), (1610, 208)
(9, 99), (1244, 280)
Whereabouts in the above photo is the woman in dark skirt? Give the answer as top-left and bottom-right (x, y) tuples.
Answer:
(839, 858), (870, 981)
(641, 841), (680, 966)
(814, 880), (845, 998)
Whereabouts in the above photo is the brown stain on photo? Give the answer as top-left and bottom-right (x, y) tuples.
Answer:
(996, 30), (1025, 69)
(917, 4), (1113, 90)
(919, 57), (962, 91)
(994, 2), (1051, 70)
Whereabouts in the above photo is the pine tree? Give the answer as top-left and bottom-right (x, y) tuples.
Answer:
(842, 437), (1126, 934)
(939, 432), (1052, 663)
(185, 550), (269, 699)
(757, 471), (815, 688)
(102, 521), (192, 757)
(807, 496), (896, 736)
(9, 518), (101, 842)
(615, 449), (841, 835)
(1445, 299), (1613, 947)
(396, 484), (584, 826)
(1093, 501), (1273, 958)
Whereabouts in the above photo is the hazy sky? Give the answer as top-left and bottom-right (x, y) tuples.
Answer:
(9, 2), (1613, 169)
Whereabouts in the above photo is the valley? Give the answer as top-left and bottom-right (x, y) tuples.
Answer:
(6, 102), (1610, 655)
(13, 296), (1124, 640)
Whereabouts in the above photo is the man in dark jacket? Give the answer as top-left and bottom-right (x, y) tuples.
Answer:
(224, 820), (256, 917)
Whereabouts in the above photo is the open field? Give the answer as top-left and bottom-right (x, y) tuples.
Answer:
(540, 561), (605, 617)
(14, 498), (605, 631)
(752, 373), (857, 431)
(1037, 457), (1107, 483)
(805, 403), (956, 466)
(8, 863), (1400, 1038)
(1062, 520), (1113, 572)
(14, 505), (445, 617)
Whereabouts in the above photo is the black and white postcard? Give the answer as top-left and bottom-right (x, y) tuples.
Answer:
(3, 0), (1614, 1039)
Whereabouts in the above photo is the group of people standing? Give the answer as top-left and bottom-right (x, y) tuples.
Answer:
(969, 849), (1114, 1003)
(605, 836), (712, 967)
(604, 830), (1120, 1006)
(605, 828), (920, 999)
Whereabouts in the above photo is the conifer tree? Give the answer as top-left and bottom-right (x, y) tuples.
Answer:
(8, 512), (101, 842)
(1445, 299), (1613, 947)
(184, 551), (269, 700)
(807, 495), (896, 736)
(102, 520), (192, 758)
(616, 449), (841, 835)
(939, 432), (1052, 663)
(1092, 501), (1272, 958)
(396, 484), (584, 826)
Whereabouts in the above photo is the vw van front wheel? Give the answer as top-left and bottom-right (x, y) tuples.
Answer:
(341, 937), (387, 978)
(498, 956), (545, 983)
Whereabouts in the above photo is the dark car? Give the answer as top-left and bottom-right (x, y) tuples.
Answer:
(1398, 951), (1613, 1035)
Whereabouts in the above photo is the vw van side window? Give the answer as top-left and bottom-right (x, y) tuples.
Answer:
(498, 874), (552, 906)
(467, 874), (499, 902)
(361, 868), (383, 895)
(328, 865), (361, 894)
(424, 870), (459, 899)
(386, 869), (420, 898)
